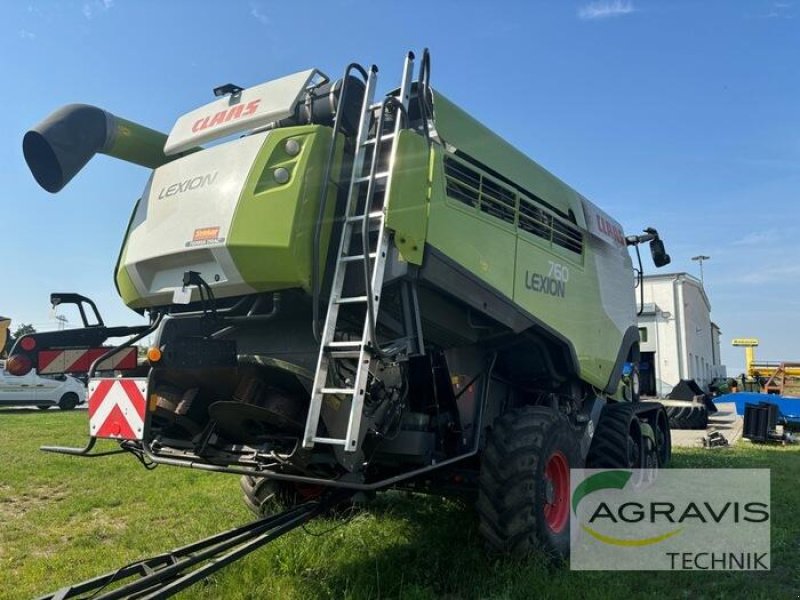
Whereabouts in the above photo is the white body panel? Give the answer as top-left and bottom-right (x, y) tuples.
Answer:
(164, 69), (320, 155)
(123, 131), (270, 306)
(580, 197), (636, 335)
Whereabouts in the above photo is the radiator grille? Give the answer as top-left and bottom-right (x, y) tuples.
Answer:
(444, 155), (583, 255)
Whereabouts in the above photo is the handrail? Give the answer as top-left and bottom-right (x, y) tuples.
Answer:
(311, 63), (370, 342)
(361, 96), (410, 357)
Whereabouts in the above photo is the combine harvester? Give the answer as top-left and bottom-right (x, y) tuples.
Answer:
(11, 50), (673, 598)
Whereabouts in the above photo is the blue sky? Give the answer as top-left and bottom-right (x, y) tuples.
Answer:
(1, 0), (797, 374)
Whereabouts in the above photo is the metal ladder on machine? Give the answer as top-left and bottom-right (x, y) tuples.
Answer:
(303, 52), (416, 453)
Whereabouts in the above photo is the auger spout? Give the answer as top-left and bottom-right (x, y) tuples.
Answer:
(23, 104), (183, 193)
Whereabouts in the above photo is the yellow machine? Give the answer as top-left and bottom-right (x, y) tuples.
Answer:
(732, 338), (800, 381)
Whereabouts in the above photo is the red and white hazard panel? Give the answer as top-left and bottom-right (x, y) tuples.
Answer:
(38, 347), (138, 375)
(88, 378), (148, 440)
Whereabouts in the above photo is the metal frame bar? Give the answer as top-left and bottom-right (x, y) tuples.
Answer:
(37, 500), (330, 600)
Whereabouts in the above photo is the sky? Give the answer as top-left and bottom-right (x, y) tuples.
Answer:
(0, 0), (798, 375)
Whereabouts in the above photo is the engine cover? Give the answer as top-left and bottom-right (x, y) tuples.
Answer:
(115, 125), (337, 309)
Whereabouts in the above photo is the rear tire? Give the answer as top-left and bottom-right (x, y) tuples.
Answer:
(240, 476), (323, 517)
(37, 405), (50, 410)
(476, 406), (581, 559)
(664, 404), (708, 430)
(58, 392), (79, 411)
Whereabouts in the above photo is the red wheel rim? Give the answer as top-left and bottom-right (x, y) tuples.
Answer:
(543, 451), (569, 534)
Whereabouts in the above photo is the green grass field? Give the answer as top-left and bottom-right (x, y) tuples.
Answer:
(0, 410), (798, 599)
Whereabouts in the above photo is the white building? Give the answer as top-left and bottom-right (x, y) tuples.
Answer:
(636, 273), (725, 397)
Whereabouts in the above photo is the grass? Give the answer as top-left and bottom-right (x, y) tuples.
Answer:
(0, 409), (798, 599)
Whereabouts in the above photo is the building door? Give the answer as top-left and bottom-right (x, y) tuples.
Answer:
(639, 351), (657, 397)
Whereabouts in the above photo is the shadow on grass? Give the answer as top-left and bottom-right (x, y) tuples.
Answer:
(254, 492), (558, 599)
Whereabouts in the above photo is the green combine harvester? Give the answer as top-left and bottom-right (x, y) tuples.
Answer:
(11, 50), (673, 596)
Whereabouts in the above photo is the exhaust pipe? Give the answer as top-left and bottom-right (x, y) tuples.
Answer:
(23, 104), (180, 193)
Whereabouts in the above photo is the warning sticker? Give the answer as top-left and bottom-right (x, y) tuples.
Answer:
(193, 226), (220, 241)
(187, 226), (225, 247)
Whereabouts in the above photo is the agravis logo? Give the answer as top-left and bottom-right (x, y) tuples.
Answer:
(572, 470), (682, 547)
(570, 469), (771, 571)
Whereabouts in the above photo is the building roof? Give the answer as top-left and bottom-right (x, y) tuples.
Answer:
(642, 272), (711, 313)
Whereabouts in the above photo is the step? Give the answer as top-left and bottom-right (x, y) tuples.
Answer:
(326, 340), (362, 348)
(345, 211), (383, 223)
(320, 387), (356, 395)
(328, 349), (361, 359)
(335, 295), (368, 304)
(312, 436), (347, 446)
(362, 133), (396, 146)
(340, 252), (377, 263)
(353, 171), (389, 183)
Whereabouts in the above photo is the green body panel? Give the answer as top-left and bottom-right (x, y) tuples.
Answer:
(115, 197), (144, 308)
(227, 125), (340, 293)
(116, 263), (139, 308)
(427, 129), (632, 389)
(385, 131), (431, 265)
(512, 236), (622, 392)
(426, 148), (517, 299)
(432, 92), (585, 225)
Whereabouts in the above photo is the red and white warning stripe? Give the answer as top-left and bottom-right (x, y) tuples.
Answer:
(38, 347), (138, 375)
(88, 378), (148, 440)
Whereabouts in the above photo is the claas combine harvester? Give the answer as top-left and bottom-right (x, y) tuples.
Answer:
(10, 50), (673, 596)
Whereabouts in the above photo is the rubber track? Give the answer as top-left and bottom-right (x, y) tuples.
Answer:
(586, 402), (637, 468)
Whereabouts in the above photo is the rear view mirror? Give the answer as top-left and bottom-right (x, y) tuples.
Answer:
(649, 239), (671, 267)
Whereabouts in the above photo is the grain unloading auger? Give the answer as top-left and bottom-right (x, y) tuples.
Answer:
(12, 49), (673, 596)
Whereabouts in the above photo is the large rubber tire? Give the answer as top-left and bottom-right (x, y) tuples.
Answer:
(240, 476), (324, 517)
(476, 406), (582, 559)
(586, 402), (645, 469)
(664, 404), (708, 430)
(58, 392), (79, 411)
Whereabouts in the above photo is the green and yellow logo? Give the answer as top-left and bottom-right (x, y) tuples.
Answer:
(572, 470), (683, 547)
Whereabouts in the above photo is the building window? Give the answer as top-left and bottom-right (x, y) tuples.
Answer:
(638, 327), (648, 343)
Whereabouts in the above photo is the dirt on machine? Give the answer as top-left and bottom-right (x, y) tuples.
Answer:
(11, 49), (674, 593)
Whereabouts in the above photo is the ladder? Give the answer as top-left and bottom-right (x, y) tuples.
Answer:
(303, 53), (415, 452)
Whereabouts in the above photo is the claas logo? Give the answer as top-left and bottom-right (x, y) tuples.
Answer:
(192, 100), (261, 133)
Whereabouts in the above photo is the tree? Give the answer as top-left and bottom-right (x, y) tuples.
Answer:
(12, 323), (36, 338)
